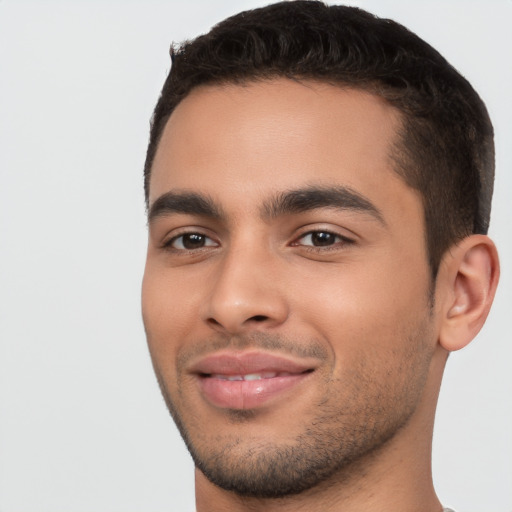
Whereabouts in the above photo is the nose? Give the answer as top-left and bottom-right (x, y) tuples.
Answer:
(201, 245), (289, 334)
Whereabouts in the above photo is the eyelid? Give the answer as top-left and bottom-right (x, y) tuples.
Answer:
(161, 227), (219, 251)
(172, 234), (217, 250)
(294, 232), (354, 248)
(291, 225), (357, 246)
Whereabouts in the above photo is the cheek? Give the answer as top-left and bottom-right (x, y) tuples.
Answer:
(142, 263), (203, 338)
(289, 252), (432, 356)
(142, 265), (187, 367)
(293, 264), (435, 413)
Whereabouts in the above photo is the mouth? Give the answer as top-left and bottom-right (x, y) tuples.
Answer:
(189, 351), (317, 410)
(207, 370), (310, 381)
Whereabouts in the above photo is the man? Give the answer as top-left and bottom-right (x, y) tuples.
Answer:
(141, 2), (499, 511)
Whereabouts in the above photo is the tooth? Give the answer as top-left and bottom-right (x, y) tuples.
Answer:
(243, 373), (262, 381)
(244, 372), (279, 380)
(210, 372), (283, 381)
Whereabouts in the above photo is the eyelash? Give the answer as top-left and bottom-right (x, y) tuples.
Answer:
(163, 231), (218, 252)
(292, 230), (355, 251)
(163, 229), (354, 253)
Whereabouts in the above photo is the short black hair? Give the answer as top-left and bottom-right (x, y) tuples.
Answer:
(144, 0), (494, 277)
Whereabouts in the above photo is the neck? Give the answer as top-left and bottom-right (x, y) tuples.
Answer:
(195, 349), (447, 512)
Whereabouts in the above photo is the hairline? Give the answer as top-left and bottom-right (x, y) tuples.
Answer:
(145, 75), (413, 202)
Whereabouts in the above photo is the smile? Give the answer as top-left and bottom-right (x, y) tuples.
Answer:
(209, 371), (297, 381)
(189, 351), (318, 410)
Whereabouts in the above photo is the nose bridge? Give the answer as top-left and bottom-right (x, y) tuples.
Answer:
(203, 236), (288, 333)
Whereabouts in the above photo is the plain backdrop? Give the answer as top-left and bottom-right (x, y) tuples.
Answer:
(0, 1), (511, 511)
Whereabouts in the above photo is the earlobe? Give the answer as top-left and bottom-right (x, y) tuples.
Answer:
(438, 235), (499, 352)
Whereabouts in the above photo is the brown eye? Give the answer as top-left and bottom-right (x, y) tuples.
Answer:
(309, 232), (337, 246)
(301, 231), (338, 246)
(294, 230), (354, 249)
(169, 233), (217, 250)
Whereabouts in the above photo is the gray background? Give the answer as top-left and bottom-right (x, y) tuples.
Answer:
(1, 1), (511, 511)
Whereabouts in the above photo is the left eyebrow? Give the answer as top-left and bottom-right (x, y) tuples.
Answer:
(262, 186), (386, 225)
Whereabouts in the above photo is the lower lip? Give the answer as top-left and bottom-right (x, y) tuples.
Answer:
(198, 373), (310, 410)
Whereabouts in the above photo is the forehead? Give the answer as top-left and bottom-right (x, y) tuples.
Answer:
(149, 79), (409, 216)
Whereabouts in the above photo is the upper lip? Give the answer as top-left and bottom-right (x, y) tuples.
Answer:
(188, 350), (319, 376)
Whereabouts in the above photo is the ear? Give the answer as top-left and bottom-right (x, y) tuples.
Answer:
(437, 235), (499, 352)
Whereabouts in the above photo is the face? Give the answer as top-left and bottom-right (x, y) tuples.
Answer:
(142, 79), (437, 497)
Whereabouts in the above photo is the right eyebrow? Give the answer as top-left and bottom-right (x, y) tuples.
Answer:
(147, 191), (223, 223)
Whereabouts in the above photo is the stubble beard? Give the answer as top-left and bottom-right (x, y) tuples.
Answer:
(152, 322), (435, 499)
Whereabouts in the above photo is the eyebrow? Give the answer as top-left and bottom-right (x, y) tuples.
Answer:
(148, 191), (223, 222)
(262, 186), (385, 224)
(148, 185), (385, 225)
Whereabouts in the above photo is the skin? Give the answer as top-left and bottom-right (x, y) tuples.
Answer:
(142, 79), (499, 511)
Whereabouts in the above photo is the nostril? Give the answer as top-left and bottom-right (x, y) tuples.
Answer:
(205, 311), (278, 332)
(250, 315), (269, 322)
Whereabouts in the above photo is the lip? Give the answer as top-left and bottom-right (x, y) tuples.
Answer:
(189, 351), (318, 410)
